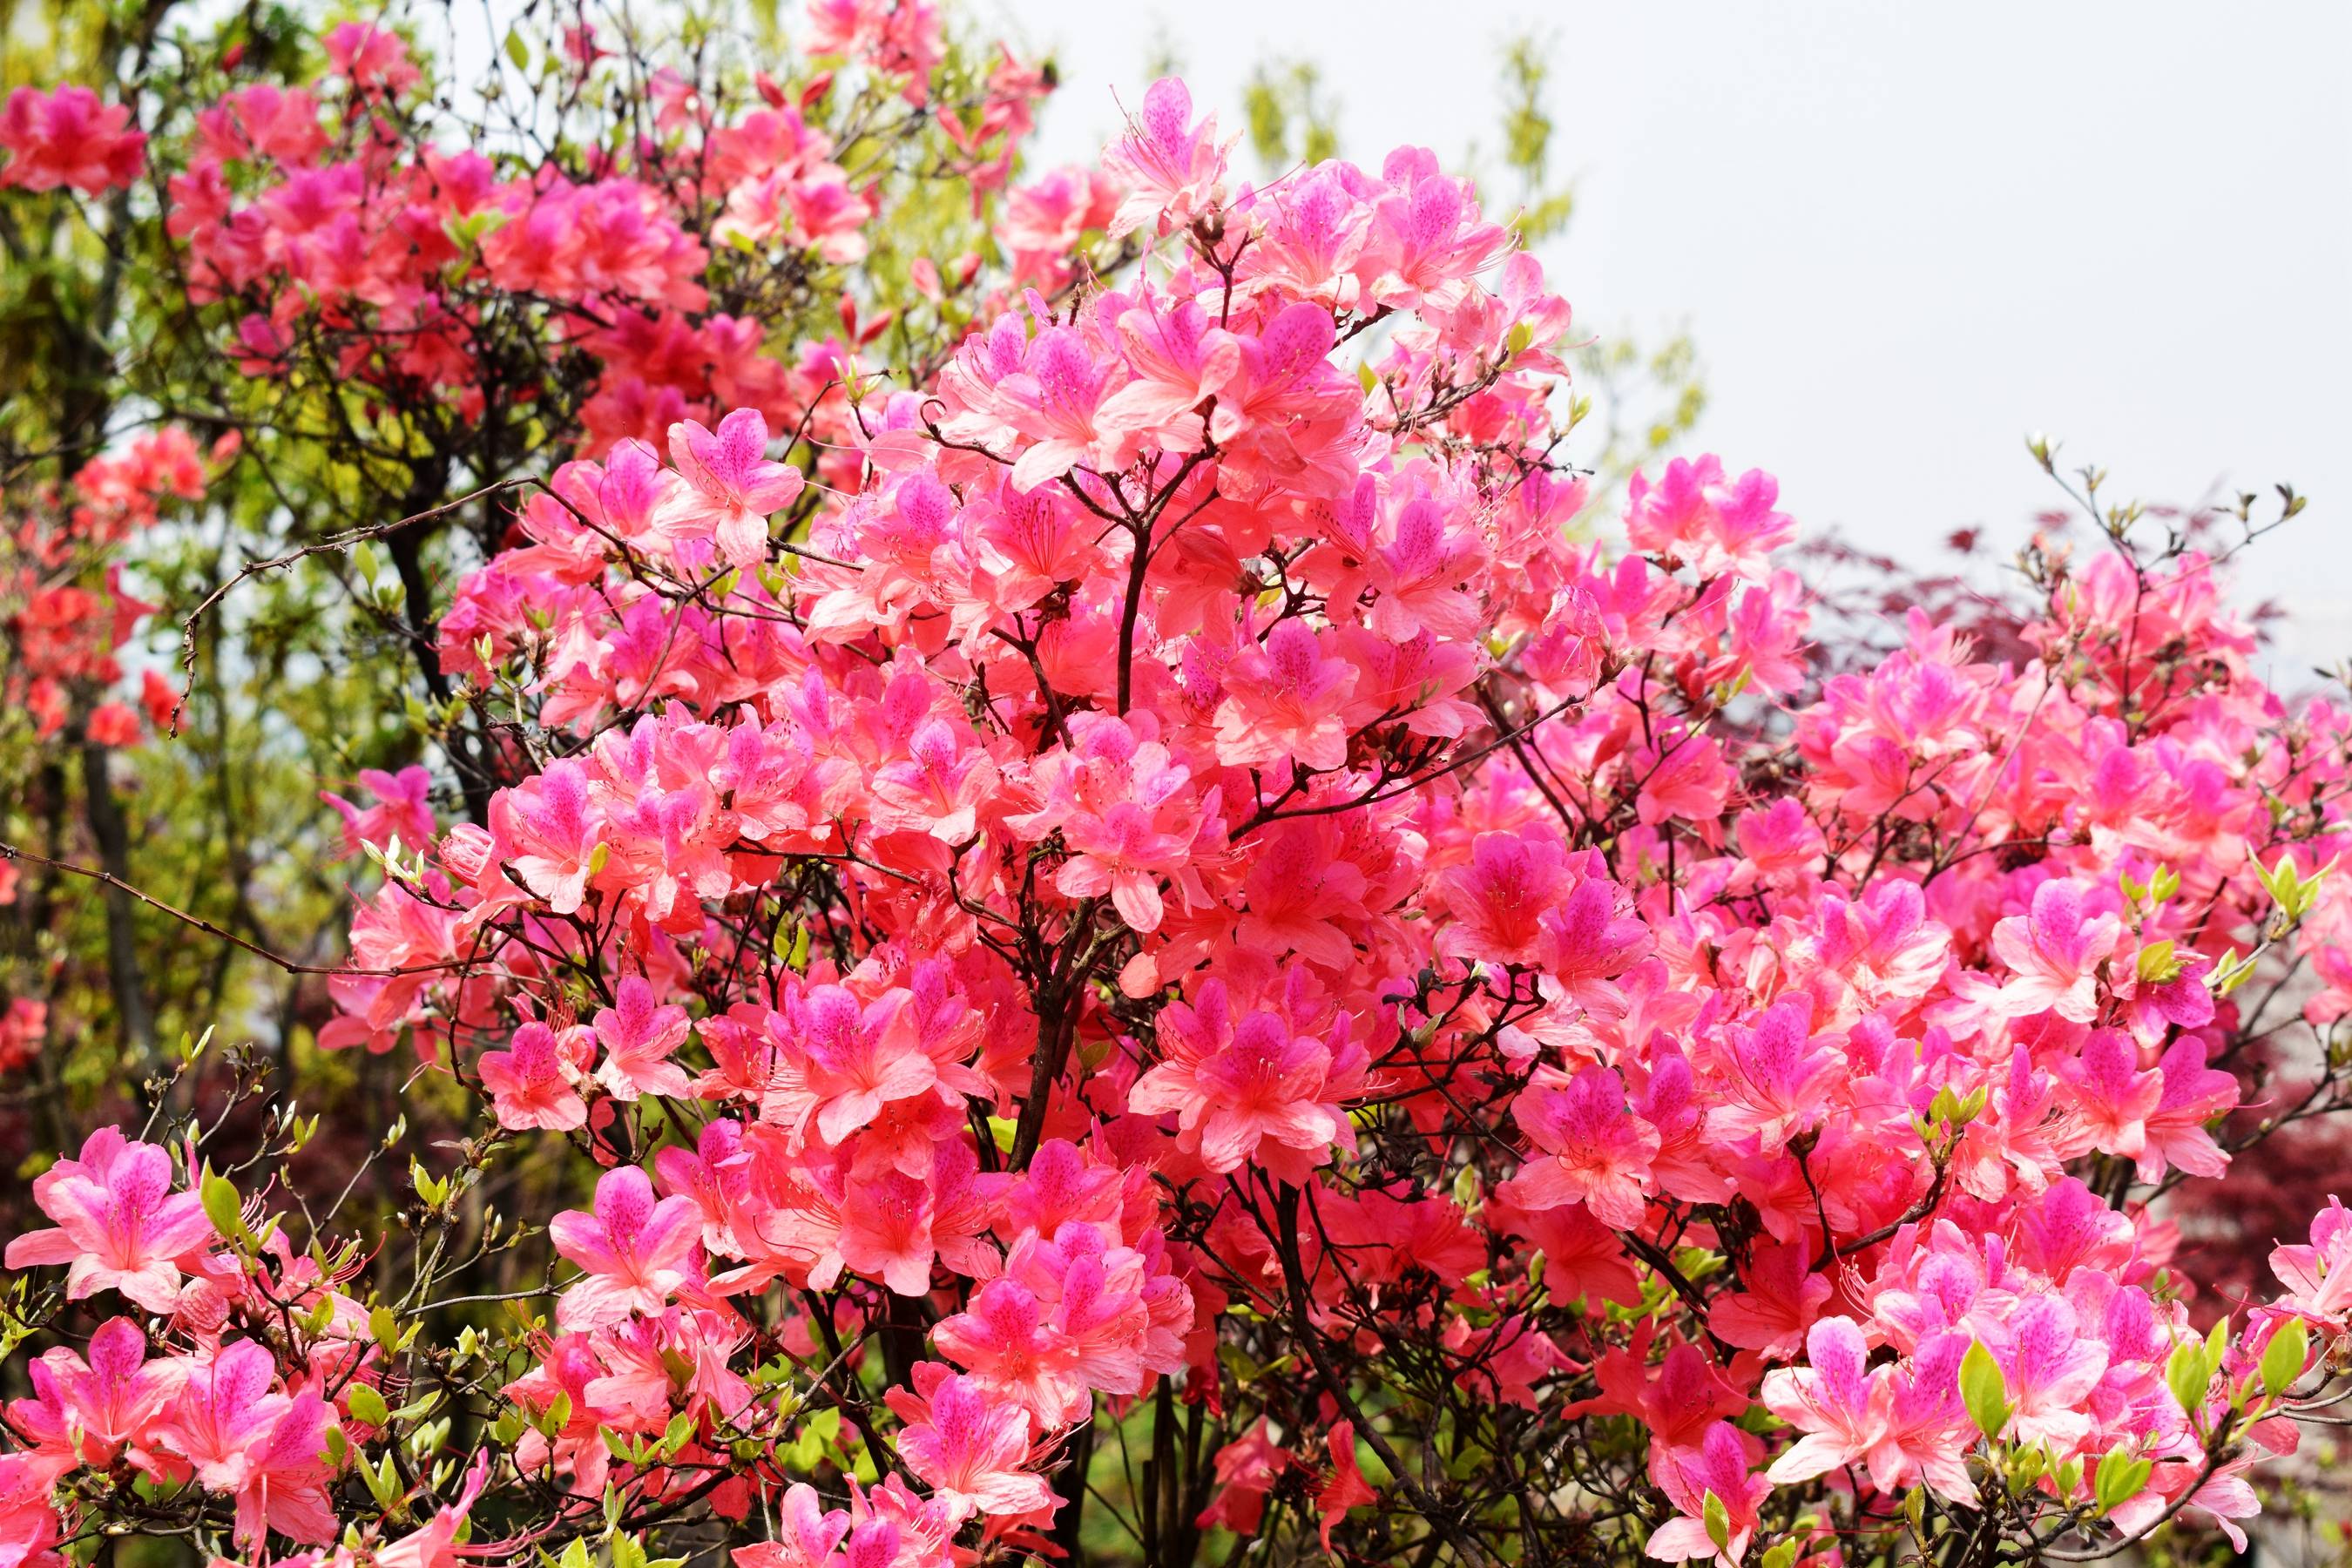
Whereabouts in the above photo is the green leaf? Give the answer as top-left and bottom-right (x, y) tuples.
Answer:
(504, 27), (530, 71)
(2166, 1339), (2212, 1415)
(359, 1450), (402, 1509)
(2092, 1447), (2152, 1514)
(2261, 1318), (2310, 1397)
(1701, 1490), (1731, 1553)
(199, 1166), (249, 1245)
(2005, 1445), (2046, 1490)
(1959, 1340), (2009, 1440)
(410, 1416), (449, 1458)
(2209, 947), (2258, 996)
(348, 1383), (389, 1428)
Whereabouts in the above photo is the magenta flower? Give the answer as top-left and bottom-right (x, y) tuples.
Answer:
(1991, 879), (2124, 1023)
(3, 1127), (216, 1313)
(1502, 1065), (1661, 1232)
(550, 1166), (702, 1330)
(886, 1364), (1055, 1524)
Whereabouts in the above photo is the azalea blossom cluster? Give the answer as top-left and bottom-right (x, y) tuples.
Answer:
(163, 14), (1046, 462)
(0, 427), (214, 749)
(6, 25), (2352, 1568)
(0, 84), (147, 195)
(0, 421), (222, 1074)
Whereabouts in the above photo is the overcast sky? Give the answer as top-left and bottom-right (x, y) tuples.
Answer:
(983, 0), (2352, 673)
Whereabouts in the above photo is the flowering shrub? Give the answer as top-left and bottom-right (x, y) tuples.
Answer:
(5, 10), (2352, 1568)
(0, 0), (1059, 1110)
(163, 17), (1044, 465)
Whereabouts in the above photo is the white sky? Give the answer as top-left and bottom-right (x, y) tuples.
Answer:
(984, 0), (2352, 674)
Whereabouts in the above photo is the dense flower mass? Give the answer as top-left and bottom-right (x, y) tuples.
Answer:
(3, 9), (2351, 1568)
(0, 85), (147, 194)
(1, 427), (217, 745)
(155, 10), (1041, 464)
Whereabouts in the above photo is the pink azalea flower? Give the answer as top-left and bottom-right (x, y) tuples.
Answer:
(1646, 1422), (1771, 1568)
(477, 1021), (593, 1132)
(1437, 828), (1577, 966)
(1705, 1000), (1844, 1155)
(1984, 1294), (2108, 1449)
(732, 1483), (852, 1568)
(1990, 879), (2124, 1023)
(2059, 1030), (2164, 1166)
(1763, 1316), (1886, 1486)
(1127, 984), (1355, 1179)
(4, 1127), (216, 1314)
(494, 760), (601, 915)
(930, 1275), (1092, 1428)
(766, 984), (956, 1150)
(1196, 1420), (1288, 1535)
(2139, 1037), (2238, 1180)
(1501, 1064), (1660, 1232)
(322, 22), (421, 96)
(886, 1364), (1056, 1524)
(1710, 1240), (1832, 1358)
(375, 1453), (491, 1568)
(1101, 77), (1228, 240)
(1761, 1317), (1977, 1506)
(655, 409), (806, 568)
(0, 85), (146, 194)
(1315, 1421), (1376, 1550)
(1212, 619), (1357, 774)
(10, 1317), (179, 1472)
(1624, 456), (1795, 579)
(550, 1166), (701, 1329)
(2269, 1197), (2352, 1327)
(592, 976), (694, 1100)
(320, 764), (436, 859)
(155, 1340), (337, 1549)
